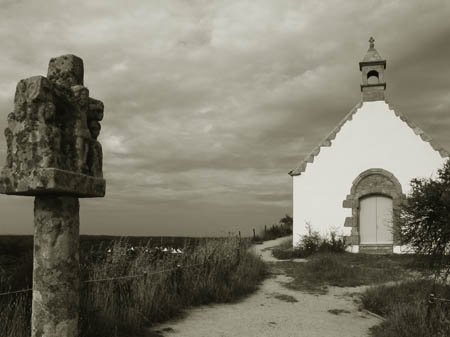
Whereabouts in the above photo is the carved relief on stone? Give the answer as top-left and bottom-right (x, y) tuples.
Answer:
(6, 76), (61, 173)
(0, 54), (105, 197)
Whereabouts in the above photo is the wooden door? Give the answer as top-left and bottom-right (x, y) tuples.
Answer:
(376, 196), (393, 243)
(359, 195), (393, 244)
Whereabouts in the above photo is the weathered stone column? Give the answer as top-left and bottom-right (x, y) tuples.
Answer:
(32, 196), (80, 337)
(0, 55), (105, 337)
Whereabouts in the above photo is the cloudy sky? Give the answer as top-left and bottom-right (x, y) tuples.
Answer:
(1, 0), (450, 236)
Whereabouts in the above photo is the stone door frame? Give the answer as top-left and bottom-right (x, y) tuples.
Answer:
(343, 168), (405, 246)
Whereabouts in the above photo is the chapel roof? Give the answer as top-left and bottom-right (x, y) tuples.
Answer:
(289, 39), (448, 177)
(288, 102), (450, 177)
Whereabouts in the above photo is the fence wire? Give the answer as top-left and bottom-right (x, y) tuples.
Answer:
(429, 293), (450, 304)
(0, 262), (206, 297)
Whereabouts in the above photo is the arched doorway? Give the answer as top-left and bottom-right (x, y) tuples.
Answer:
(343, 168), (405, 253)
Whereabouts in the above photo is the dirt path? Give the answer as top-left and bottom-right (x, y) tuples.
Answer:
(147, 237), (381, 337)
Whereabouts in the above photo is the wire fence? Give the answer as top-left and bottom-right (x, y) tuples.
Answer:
(429, 293), (450, 304)
(0, 261), (206, 298)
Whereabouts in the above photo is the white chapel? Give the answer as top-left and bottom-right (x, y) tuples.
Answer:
(289, 38), (449, 254)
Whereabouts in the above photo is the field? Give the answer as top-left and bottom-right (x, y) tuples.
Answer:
(0, 235), (266, 337)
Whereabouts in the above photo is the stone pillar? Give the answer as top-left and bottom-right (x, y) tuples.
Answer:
(31, 196), (80, 337)
(0, 55), (106, 337)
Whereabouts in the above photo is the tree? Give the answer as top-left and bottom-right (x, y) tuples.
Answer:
(279, 214), (293, 230)
(396, 160), (450, 279)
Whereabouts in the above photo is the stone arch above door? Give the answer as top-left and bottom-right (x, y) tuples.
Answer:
(342, 168), (405, 246)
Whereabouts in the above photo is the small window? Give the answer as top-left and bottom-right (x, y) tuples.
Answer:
(367, 70), (379, 84)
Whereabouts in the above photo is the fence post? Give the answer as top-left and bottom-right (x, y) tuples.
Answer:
(253, 228), (256, 240)
(426, 292), (436, 327)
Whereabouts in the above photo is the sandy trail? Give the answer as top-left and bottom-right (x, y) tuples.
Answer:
(146, 237), (381, 337)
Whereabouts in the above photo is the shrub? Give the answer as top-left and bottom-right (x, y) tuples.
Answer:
(254, 215), (293, 242)
(395, 159), (450, 281)
(295, 225), (346, 258)
(271, 228), (346, 260)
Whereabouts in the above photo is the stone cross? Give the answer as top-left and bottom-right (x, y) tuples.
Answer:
(0, 55), (105, 337)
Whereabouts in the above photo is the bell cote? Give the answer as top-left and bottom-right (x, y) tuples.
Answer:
(359, 37), (386, 102)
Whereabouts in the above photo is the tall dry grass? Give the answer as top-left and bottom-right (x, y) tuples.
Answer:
(0, 236), (266, 337)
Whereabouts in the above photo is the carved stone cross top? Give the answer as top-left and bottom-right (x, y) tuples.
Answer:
(0, 55), (106, 337)
(0, 54), (105, 197)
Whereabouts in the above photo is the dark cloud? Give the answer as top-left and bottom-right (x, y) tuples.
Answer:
(1, 0), (450, 236)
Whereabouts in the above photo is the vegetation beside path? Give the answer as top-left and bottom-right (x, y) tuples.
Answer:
(271, 237), (450, 336)
(0, 236), (267, 337)
(279, 253), (416, 294)
(362, 280), (450, 337)
(252, 214), (293, 242)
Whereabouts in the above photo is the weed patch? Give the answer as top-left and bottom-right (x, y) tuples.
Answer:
(328, 309), (351, 315)
(280, 253), (415, 293)
(272, 293), (298, 303)
(361, 280), (450, 337)
(271, 229), (346, 260)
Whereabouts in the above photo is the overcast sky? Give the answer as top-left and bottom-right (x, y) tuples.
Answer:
(1, 0), (450, 237)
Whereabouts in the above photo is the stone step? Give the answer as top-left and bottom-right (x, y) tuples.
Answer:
(359, 244), (393, 254)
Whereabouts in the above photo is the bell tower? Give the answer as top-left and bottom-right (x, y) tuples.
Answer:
(359, 37), (386, 102)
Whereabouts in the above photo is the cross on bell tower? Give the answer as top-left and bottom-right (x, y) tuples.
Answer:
(359, 37), (387, 102)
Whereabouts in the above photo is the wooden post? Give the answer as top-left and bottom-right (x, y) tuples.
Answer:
(253, 228), (256, 240)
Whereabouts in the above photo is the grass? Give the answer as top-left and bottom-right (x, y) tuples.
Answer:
(361, 280), (450, 337)
(252, 215), (293, 242)
(273, 244), (450, 336)
(271, 239), (300, 260)
(271, 230), (346, 260)
(0, 236), (266, 337)
(279, 252), (418, 293)
(328, 309), (351, 315)
(270, 238), (317, 260)
(272, 293), (298, 303)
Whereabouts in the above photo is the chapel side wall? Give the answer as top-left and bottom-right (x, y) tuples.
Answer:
(292, 101), (446, 247)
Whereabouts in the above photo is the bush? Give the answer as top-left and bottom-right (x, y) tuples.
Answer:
(295, 226), (346, 258)
(253, 215), (293, 242)
(271, 229), (346, 260)
(395, 159), (450, 280)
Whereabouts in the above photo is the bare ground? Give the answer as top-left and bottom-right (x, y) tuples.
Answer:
(146, 237), (381, 337)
